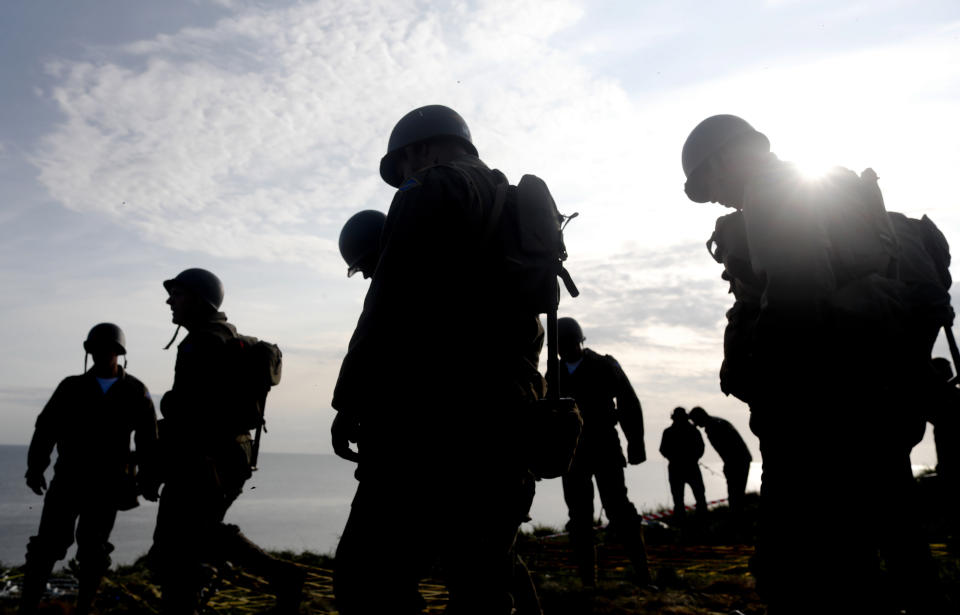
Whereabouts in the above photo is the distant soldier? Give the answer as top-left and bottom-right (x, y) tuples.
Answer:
(681, 114), (940, 613)
(338, 209), (387, 281)
(20, 323), (158, 615)
(149, 268), (303, 615)
(332, 105), (547, 614)
(688, 406), (751, 512)
(659, 407), (706, 521)
(546, 317), (650, 587)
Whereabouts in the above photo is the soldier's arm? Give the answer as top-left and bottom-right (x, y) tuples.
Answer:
(694, 429), (705, 460)
(134, 383), (161, 499)
(609, 356), (646, 463)
(26, 380), (68, 493)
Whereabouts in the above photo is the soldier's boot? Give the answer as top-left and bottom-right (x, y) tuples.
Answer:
(74, 573), (103, 615)
(18, 557), (55, 615)
(622, 526), (652, 586)
(572, 542), (597, 588)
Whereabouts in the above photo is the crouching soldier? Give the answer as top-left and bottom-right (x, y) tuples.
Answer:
(20, 323), (159, 615)
(150, 268), (303, 614)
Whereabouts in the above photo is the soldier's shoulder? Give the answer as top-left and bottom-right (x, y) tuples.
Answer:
(122, 372), (150, 394)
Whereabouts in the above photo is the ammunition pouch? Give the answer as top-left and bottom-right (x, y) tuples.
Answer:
(524, 397), (583, 479)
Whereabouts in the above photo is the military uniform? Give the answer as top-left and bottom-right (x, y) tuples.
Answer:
(698, 415), (751, 511)
(23, 367), (157, 613)
(711, 158), (939, 613)
(332, 153), (546, 614)
(150, 313), (300, 613)
(544, 348), (648, 585)
(659, 416), (706, 519)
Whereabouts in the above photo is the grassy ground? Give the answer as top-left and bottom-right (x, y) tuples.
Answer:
(2, 489), (958, 614)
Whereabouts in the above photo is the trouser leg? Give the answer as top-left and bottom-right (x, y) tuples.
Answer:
(595, 465), (650, 584)
(219, 523), (305, 614)
(562, 470), (597, 586)
(333, 483), (428, 615)
(510, 554), (542, 615)
(688, 466), (707, 513)
(21, 481), (78, 615)
(724, 461), (749, 512)
(74, 503), (118, 614)
(667, 465), (686, 520)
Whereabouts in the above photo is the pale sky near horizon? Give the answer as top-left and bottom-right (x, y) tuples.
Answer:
(2, 0), (958, 466)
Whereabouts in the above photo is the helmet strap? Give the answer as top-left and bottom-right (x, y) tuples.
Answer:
(163, 325), (182, 350)
(122, 356), (128, 369)
(84, 352), (89, 373)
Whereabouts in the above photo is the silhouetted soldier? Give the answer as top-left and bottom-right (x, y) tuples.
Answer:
(338, 209), (387, 281)
(331, 105), (548, 614)
(659, 407), (706, 521)
(682, 115), (940, 614)
(688, 406), (751, 512)
(545, 317), (649, 587)
(20, 323), (158, 615)
(149, 268), (303, 615)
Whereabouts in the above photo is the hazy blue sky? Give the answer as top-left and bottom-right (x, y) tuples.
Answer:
(2, 0), (958, 464)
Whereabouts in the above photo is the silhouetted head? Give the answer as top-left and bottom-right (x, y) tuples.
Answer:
(671, 406), (688, 422)
(164, 268), (223, 327)
(339, 210), (386, 279)
(932, 357), (954, 381)
(689, 406), (708, 426)
(557, 317), (585, 363)
(84, 322), (124, 375)
(380, 105), (478, 188)
(682, 114), (770, 209)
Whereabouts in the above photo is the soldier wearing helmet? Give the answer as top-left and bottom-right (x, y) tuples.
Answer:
(547, 317), (650, 587)
(150, 268), (303, 614)
(20, 323), (158, 615)
(688, 406), (751, 513)
(339, 210), (387, 280)
(682, 115), (939, 613)
(331, 105), (547, 614)
(658, 407), (706, 521)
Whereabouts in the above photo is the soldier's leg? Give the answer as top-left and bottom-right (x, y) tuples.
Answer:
(217, 523), (305, 614)
(667, 465), (686, 520)
(595, 465), (650, 584)
(442, 476), (530, 615)
(688, 465), (707, 514)
(562, 469), (597, 586)
(73, 501), (118, 615)
(149, 478), (211, 614)
(723, 461), (749, 512)
(333, 482), (428, 615)
(20, 479), (78, 615)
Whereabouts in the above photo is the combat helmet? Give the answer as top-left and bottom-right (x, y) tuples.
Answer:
(339, 210), (386, 278)
(681, 114), (769, 203)
(84, 323), (126, 354)
(163, 268), (224, 311)
(379, 105), (478, 188)
(557, 317), (585, 345)
(83, 322), (126, 371)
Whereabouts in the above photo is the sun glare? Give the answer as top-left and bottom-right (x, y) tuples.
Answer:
(793, 159), (834, 181)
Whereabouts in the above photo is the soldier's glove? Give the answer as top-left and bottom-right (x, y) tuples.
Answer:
(331, 411), (361, 463)
(26, 471), (47, 496)
(627, 441), (646, 465)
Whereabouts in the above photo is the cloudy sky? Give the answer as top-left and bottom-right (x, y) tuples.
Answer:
(2, 0), (958, 465)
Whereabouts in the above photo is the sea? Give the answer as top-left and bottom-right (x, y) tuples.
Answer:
(0, 444), (760, 567)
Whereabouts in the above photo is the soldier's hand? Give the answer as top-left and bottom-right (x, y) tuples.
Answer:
(26, 472), (47, 496)
(627, 442), (646, 465)
(332, 411), (361, 463)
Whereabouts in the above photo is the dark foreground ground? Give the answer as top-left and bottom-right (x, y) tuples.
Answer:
(2, 487), (959, 614)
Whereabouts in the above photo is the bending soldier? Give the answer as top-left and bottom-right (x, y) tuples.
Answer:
(338, 209), (386, 281)
(681, 114), (940, 614)
(20, 323), (158, 615)
(331, 105), (547, 614)
(688, 406), (751, 512)
(659, 407), (707, 521)
(547, 317), (650, 587)
(149, 268), (303, 614)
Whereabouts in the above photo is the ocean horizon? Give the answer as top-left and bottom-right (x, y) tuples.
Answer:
(0, 444), (759, 567)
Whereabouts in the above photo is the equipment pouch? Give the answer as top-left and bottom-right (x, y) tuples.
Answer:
(525, 397), (583, 479)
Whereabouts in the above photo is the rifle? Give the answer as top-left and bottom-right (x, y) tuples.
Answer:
(945, 326), (960, 387)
